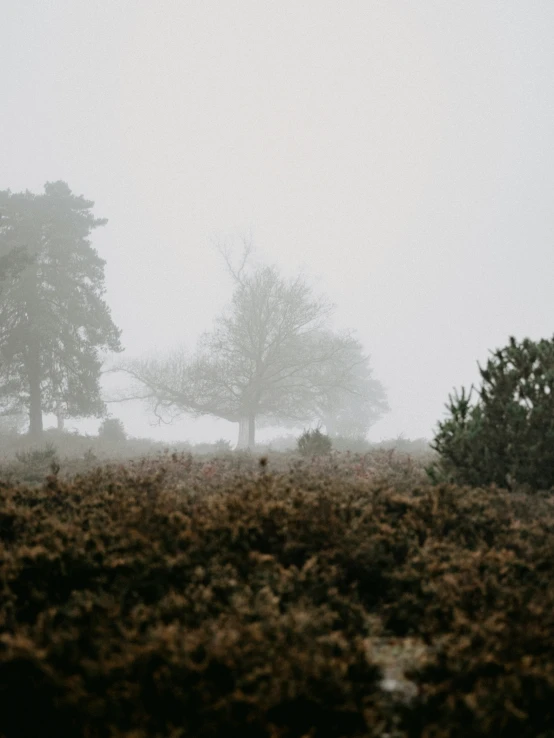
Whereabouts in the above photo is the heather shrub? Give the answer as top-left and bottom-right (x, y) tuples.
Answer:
(14, 442), (58, 466)
(2, 454), (554, 736)
(213, 437), (233, 452)
(297, 427), (333, 456)
(429, 336), (554, 490)
(1, 442), (62, 483)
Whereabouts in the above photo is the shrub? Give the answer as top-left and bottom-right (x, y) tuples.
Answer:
(1, 455), (554, 736)
(98, 417), (127, 443)
(14, 442), (58, 466)
(297, 427), (333, 456)
(6, 442), (61, 483)
(429, 335), (554, 490)
(213, 438), (233, 453)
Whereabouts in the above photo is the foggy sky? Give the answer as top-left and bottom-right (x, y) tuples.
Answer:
(2, 1), (554, 443)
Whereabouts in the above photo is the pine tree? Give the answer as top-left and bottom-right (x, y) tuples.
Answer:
(430, 336), (554, 490)
(0, 182), (122, 437)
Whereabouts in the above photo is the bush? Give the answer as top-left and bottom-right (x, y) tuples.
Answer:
(1, 455), (554, 736)
(297, 427), (333, 456)
(6, 442), (61, 483)
(429, 335), (554, 490)
(213, 438), (233, 453)
(98, 417), (127, 443)
(14, 442), (58, 466)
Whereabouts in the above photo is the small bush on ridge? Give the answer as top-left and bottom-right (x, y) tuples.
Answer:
(98, 416), (127, 443)
(297, 427), (333, 456)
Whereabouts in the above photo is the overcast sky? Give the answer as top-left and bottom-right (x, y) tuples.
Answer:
(2, 1), (554, 444)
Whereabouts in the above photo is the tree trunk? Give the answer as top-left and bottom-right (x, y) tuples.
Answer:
(236, 415), (256, 449)
(56, 410), (65, 431)
(322, 414), (336, 437)
(27, 344), (43, 439)
(237, 417), (249, 449)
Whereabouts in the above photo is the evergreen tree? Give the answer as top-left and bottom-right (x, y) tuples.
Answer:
(430, 336), (554, 490)
(0, 182), (122, 437)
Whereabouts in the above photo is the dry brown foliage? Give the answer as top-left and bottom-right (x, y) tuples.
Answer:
(1, 451), (553, 737)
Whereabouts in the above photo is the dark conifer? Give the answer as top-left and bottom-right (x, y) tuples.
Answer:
(0, 182), (122, 437)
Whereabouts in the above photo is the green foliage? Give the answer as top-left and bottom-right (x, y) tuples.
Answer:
(98, 417), (127, 443)
(0, 182), (122, 436)
(297, 427), (333, 456)
(430, 335), (554, 490)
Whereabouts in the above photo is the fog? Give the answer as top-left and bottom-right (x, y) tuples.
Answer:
(2, 1), (554, 445)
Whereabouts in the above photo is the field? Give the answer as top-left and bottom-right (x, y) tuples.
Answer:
(1, 445), (554, 737)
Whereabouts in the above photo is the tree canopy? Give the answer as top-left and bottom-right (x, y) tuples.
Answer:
(118, 248), (387, 447)
(0, 182), (122, 436)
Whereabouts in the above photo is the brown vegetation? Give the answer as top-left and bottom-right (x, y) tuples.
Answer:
(1, 450), (553, 737)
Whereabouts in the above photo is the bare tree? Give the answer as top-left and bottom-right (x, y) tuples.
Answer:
(112, 249), (388, 448)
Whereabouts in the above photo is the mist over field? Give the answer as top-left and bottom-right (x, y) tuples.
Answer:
(3, 6), (554, 736)
(1, 1), (553, 445)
